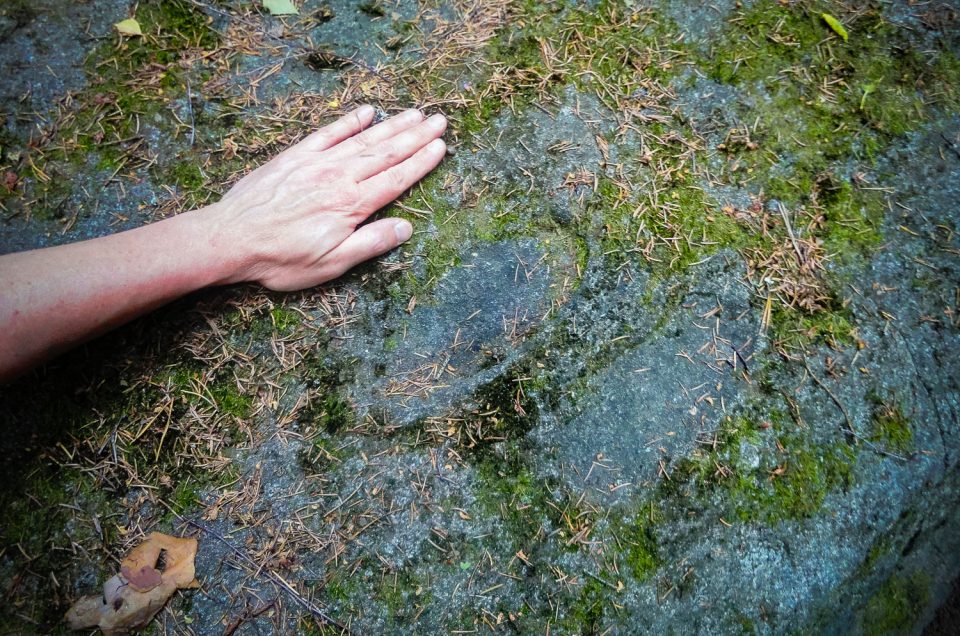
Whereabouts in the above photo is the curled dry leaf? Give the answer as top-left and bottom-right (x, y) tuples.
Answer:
(66, 532), (199, 635)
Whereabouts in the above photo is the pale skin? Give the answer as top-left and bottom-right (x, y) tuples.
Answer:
(0, 105), (447, 383)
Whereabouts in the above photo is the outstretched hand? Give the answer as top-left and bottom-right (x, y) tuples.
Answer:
(0, 105), (447, 381)
(212, 105), (447, 291)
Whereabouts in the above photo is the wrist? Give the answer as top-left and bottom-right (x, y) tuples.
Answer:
(174, 202), (255, 288)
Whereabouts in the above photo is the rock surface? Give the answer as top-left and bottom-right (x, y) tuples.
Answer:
(0, 0), (958, 634)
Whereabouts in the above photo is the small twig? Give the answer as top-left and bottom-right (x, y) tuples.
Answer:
(157, 501), (347, 632)
(186, 79), (196, 147)
(222, 598), (276, 636)
(777, 201), (804, 265)
(583, 571), (618, 591)
(940, 133), (960, 160)
(198, 518), (346, 630)
(802, 360), (911, 462)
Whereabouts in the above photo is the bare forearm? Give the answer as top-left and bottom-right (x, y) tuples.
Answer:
(0, 207), (241, 381)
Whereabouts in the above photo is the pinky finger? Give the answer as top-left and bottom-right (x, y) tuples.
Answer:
(358, 138), (447, 212)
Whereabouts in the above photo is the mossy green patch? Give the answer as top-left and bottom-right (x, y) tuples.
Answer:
(859, 533), (894, 578)
(726, 439), (855, 522)
(613, 511), (660, 581)
(18, 0), (221, 218)
(670, 405), (855, 523)
(294, 352), (357, 467)
(696, 0), (960, 350)
(208, 375), (253, 419)
(376, 568), (432, 625)
(772, 302), (858, 350)
(473, 446), (549, 539)
(557, 577), (613, 632)
(467, 367), (551, 540)
(0, 0), (38, 28)
(300, 430), (349, 470)
(0, 465), (114, 629)
(166, 160), (206, 194)
(862, 570), (930, 635)
(270, 305), (302, 335)
(308, 392), (354, 434)
(869, 398), (913, 454)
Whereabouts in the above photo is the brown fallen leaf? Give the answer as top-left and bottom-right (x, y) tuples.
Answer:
(66, 532), (199, 635)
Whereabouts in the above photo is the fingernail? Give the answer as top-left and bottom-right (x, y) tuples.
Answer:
(395, 220), (413, 243)
(357, 104), (374, 118)
(427, 114), (446, 129)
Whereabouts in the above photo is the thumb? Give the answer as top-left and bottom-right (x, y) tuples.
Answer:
(321, 218), (413, 279)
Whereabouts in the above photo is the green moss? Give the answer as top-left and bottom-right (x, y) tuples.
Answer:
(559, 578), (612, 632)
(472, 444), (553, 545)
(696, 0), (960, 353)
(300, 432), (348, 471)
(469, 368), (540, 451)
(819, 179), (885, 261)
(169, 479), (201, 513)
(862, 571), (930, 635)
(0, 0), (38, 28)
(0, 466), (113, 629)
(773, 304), (858, 351)
(270, 306), (301, 335)
(359, 0), (386, 18)
(298, 354), (355, 436)
(311, 393), (354, 434)
(18, 0), (222, 217)
(383, 171), (463, 297)
(376, 569), (431, 625)
(383, 332), (401, 352)
(729, 440), (854, 522)
(869, 399), (913, 454)
(614, 512), (660, 580)
(468, 368), (591, 552)
(450, 0), (688, 138)
(672, 407), (855, 523)
(166, 161), (206, 193)
(208, 375), (253, 419)
(2, 470), (74, 555)
(859, 533), (894, 578)
(322, 570), (358, 604)
(706, 2), (827, 85)
(488, 25), (545, 72)
(732, 613), (757, 635)
(710, 0), (959, 145)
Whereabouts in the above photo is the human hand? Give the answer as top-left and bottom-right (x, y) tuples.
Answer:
(209, 105), (447, 291)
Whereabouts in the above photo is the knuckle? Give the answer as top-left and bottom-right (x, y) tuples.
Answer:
(388, 168), (408, 190)
(315, 165), (345, 182)
(378, 141), (398, 160)
(352, 134), (372, 150)
(344, 191), (369, 215)
(311, 130), (332, 146)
